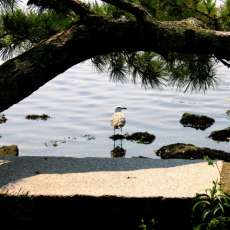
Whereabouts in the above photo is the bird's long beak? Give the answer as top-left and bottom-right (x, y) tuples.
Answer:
(122, 107), (127, 110)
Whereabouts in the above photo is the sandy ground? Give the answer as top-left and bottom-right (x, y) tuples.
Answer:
(0, 157), (222, 198)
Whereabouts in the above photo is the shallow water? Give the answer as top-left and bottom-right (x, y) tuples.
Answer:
(0, 61), (230, 158)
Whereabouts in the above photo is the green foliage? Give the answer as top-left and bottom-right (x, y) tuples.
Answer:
(137, 219), (147, 230)
(165, 54), (217, 92)
(0, 9), (72, 59)
(139, 0), (159, 17)
(192, 181), (230, 230)
(203, 155), (215, 166)
(92, 52), (166, 88)
(91, 1), (136, 20)
(92, 51), (217, 92)
(92, 0), (230, 30)
(89, 1), (229, 91)
(0, 0), (15, 10)
(219, 0), (230, 30)
(202, 0), (217, 15)
(137, 218), (158, 230)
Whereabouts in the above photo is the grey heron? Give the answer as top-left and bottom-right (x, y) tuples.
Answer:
(111, 107), (127, 135)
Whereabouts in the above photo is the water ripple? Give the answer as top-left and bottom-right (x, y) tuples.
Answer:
(1, 62), (230, 158)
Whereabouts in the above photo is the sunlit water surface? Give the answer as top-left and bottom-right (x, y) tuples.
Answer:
(0, 61), (230, 158)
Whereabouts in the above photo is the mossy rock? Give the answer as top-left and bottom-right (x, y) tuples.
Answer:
(125, 132), (155, 144)
(111, 146), (126, 158)
(0, 114), (7, 124)
(25, 114), (51, 121)
(109, 134), (125, 141)
(180, 113), (215, 130)
(209, 127), (230, 142)
(0, 145), (19, 157)
(156, 143), (230, 161)
(226, 110), (230, 117)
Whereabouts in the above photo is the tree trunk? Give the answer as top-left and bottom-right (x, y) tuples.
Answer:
(1, 16), (230, 112)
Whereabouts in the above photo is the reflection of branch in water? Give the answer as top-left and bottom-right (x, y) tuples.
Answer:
(111, 139), (126, 158)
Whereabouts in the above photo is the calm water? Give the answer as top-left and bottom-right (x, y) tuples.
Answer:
(0, 61), (230, 158)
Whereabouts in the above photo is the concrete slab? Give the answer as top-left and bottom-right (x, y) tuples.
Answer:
(0, 157), (222, 198)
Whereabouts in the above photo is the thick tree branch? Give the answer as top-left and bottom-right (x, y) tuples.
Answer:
(101, 0), (151, 22)
(1, 18), (230, 112)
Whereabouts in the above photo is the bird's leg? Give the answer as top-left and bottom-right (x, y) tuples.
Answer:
(121, 128), (122, 135)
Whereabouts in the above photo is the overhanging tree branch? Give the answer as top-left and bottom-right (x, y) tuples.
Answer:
(1, 17), (230, 112)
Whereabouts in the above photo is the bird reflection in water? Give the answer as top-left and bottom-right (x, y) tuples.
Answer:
(111, 145), (126, 158)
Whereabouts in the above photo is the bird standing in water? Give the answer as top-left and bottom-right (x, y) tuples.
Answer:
(111, 107), (127, 135)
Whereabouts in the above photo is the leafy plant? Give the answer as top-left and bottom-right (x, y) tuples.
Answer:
(137, 218), (158, 230)
(192, 181), (230, 230)
(203, 156), (222, 184)
(137, 219), (147, 230)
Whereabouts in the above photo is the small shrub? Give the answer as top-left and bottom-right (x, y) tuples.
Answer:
(137, 218), (158, 230)
(192, 181), (230, 230)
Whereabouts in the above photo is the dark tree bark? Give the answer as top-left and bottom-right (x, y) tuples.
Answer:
(1, 15), (230, 112)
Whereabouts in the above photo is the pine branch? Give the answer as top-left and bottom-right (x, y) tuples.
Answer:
(218, 58), (230, 68)
(0, 0), (15, 10)
(101, 0), (151, 22)
(28, 0), (93, 17)
(65, 0), (93, 16)
(164, 1), (218, 26)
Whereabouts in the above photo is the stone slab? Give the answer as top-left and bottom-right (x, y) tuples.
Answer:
(0, 157), (222, 198)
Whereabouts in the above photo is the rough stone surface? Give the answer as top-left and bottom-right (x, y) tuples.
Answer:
(156, 143), (230, 161)
(180, 113), (215, 130)
(0, 114), (7, 124)
(109, 134), (125, 141)
(226, 110), (230, 117)
(125, 132), (155, 144)
(0, 157), (222, 198)
(209, 127), (230, 142)
(0, 145), (18, 157)
(25, 114), (50, 121)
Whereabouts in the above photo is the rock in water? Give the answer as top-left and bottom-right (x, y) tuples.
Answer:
(180, 113), (215, 130)
(0, 145), (19, 157)
(209, 127), (230, 142)
(156, 143), (230, 161)
(0, 114), (7, 124)
(109, 134), (125, 141)
(226, 110), (230, 117)
(125, 132), (155, 144)
(25, 114), (50, 121)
